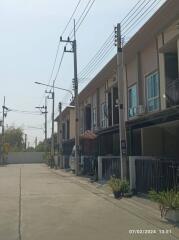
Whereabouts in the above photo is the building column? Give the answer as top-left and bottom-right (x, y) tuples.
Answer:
(159, 52), (166, 110)
(177, 38), (179, 75)
(98, 156), (103, 181)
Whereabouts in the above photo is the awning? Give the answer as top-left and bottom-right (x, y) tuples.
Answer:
(80, 130), (97, 140)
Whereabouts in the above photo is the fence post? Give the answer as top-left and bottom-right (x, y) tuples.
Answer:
(129, 156), (136, 190)
(98, 156), (102, 181)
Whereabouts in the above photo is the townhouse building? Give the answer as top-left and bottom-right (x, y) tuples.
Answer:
(124, 0), (179, 192)
(78, 55), (119, 156)
(55, 0), (179, 188)
(55, 105), (75, 168)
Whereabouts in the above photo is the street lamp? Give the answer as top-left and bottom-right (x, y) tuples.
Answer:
(34, 82), (74, 100)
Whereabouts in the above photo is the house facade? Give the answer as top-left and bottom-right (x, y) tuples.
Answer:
(124, 0), (179, 157)
(55, 105), (75, 168)
(55, 0), (179, 187)
(124, 0), (179, 192)
(78, 56), (120, 157)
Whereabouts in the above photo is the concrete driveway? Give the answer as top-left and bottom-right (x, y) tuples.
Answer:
(0, 164), (178, 240)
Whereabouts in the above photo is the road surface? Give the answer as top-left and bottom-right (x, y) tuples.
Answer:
(0, 164), (178, 240)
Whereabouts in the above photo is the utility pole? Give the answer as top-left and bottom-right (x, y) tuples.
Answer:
(46, 90), (55, 168)
(35, 137), (38, 148)
(2, 97), (8, 165)
(24, 134), (27, 151)
(58, 102), (63, 168)
(44, 97), (48, 154)
(60, 19), (80, 175)
(115, 23), (127, 180)
(36, 98), (48, 153)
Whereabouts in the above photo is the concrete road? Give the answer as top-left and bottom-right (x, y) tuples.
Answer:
(0, 164), (179, 240)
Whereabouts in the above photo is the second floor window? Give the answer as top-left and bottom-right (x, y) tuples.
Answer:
(100, 102), (107, 128)
(128, 84), (137, 118)
(146, 72), (159, 112)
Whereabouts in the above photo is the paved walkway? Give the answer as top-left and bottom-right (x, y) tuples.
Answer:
(0, 164), (179, 240)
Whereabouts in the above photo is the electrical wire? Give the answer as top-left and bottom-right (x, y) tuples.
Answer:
(68, 0), (95, 38)
(8, 108), (42, 116)
(61, 0), (82, 36)
(77, 0), (164, 86)
(78, 31), (114, 77)
(122, 0), (163, 36)
(79, 41), (115, 81)
(121, 0), (149, 26)
(38, 0), (83, 106)
(79, 44), (115, 84)
(75, 0), (95, 33)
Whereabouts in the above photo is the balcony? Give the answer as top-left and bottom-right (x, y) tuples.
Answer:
(166, 78), (179, 107)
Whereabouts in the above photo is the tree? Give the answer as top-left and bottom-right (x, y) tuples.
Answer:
(35, 133), (58, 152)
(0, 127), (24, 152)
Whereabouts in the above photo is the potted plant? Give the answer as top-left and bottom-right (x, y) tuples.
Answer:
(149, 189), (179, 222)
(120, 180), (130, 197)
(108, 177), (122, 199)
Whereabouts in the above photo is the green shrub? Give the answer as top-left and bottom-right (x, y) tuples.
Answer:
(149, 189), (179, 217)
(120, 180), (130, 194)
(108, 177), (121, 193)
(108, 178), (130, 194)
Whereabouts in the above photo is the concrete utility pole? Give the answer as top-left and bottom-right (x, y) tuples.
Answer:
(35, 137), (38, 148)
(36, 99), (48, 153)
(34, 81), (74, 168)
(24, 134), (27, 150)
(46, 90), (55, 168)
(58, 102), (63, 168)
(60, 19), (80, 175)
(44, 97), (48, 154)
(115, 23), (127, 180)
(2, 97), (8, 165)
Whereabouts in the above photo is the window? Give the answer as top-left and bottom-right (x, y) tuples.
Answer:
(92, 107), (97, 128)
(128, 84), (137, 118)
(146, 72), (159, 112)
(100, 102), (107, 128)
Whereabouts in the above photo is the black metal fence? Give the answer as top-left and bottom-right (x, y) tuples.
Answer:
(81, 156), (97, 176)
(102, 157), (120, 180)
(63, 155), (70, 169)
(135, 158), (179, 193)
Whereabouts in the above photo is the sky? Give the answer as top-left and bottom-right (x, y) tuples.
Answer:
(0, 0), (166, 146)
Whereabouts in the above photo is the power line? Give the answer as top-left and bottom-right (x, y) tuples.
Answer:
(122, 0), (163, 36)
(52, 50), (65, 86)
(78, 31), (114, 77)
(61, 0), (82, 36)
(38, 0), (83, 106)
(122, 0), (156, 31)
(68, 0), (95, 38)
(121, 0), (148, 25)
(79, 41), (115, 82)
(77, 0), (164, 86)
(76, 0), (95, 33)
(48, 0), (95, 96)
(8, 108), (42, 116)
(79, 44), (115, 84)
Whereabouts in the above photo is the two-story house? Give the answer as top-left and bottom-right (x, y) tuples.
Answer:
(78, 55), (120, 156)
(55, 105), (75, 168)
(124, 0), (179, 192)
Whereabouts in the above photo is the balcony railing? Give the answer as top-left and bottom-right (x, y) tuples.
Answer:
(166, 78), (179, 107)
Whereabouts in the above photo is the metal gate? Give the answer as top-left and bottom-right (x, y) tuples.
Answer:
(135, 158), (179, 193)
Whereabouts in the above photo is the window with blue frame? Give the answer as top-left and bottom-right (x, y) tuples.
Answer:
(128, 84), (137, 118)
(146, 72), (159, 112)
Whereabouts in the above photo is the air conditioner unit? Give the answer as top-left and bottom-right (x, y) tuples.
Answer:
(136, 105), (145, 116)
